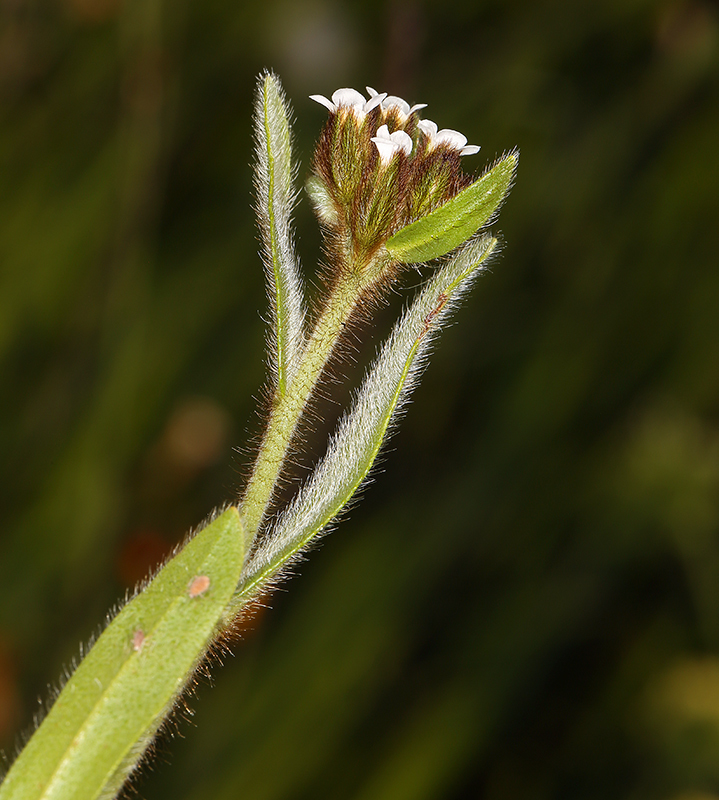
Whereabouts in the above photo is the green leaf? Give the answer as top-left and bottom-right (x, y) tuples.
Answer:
(0, 507), (246, 800)
(254, 71), (306, 395)
(386, 151), (518, 263)
(234, 236), (498, 607)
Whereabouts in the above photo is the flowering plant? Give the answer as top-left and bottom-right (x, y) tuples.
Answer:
(0, 73), (516, 800)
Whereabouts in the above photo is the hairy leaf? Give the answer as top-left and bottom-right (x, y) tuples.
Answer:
(386, 151), (518, 263)
(254, 71), (306, 394)
(0, 508), (245, 800)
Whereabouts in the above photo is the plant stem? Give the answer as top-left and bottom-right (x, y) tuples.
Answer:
(240, 271), (362, 539)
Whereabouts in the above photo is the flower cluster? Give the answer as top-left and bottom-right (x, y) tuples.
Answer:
(308, 86), (482, 279)
(310, 86), (479, 164)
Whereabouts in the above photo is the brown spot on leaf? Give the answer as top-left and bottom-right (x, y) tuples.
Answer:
(188, 575), (211, 598)
(132, 629), (145, 652)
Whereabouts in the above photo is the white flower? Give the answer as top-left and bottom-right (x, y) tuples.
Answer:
(371, 124), (413, 163)
(418, 119), (480, 156)
(310, 87), (385, 117)
(367, 87), (427, 121)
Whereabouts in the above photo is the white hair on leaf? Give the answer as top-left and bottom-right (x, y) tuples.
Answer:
(253, 71), (307, 396)
(237, 235), (498, 598)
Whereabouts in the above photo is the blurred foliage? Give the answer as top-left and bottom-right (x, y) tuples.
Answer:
(1, 0), (718, 798)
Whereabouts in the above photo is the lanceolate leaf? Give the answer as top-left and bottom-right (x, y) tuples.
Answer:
(254, 71), (306, 395)
(234, 236), (498, 605)
(386, 151), (518, 263)
(0, 508), (246, 800)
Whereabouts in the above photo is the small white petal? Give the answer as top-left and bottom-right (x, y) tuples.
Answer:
(390, 129), (413, 156)
(372, 139), (399, 163)
(418, 119), (438, 138)
(371, 124), (398, 163)
(310, 94), (336, 112)
(379, 94), (427, 120)
(419, 119), (480, 155)
(331, 88), (368, 111)
(371, 124), (413, 162)
(434, 128), (468, 149)
(366, 86), (380, 98)
(383, 95), (411, 116)
(364, 92), (386, 113)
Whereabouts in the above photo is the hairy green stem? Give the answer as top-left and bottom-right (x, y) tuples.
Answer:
(240, 270), (362, 538)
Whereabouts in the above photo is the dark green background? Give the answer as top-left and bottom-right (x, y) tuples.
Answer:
(1, 0), (719, 798)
